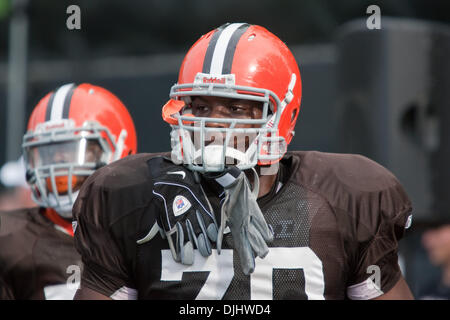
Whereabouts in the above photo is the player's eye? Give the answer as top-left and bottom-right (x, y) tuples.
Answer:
(193, 105), (209, 114)
(229, 105), (244, 113)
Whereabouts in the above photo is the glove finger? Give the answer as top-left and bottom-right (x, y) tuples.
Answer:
(197, 233), (212, 257)
(196, 210), (212, 256)
(215, 192), (228, 254)
(175, 223), (183, 261)
(216, 224), (224, 254)
(199, 208), (219, 233)
(176, 222), (194, 265)
(185, 218), (199, 248)
(182, 241), (194, 265)
(247, 223), (270, 259)
(186, 215), (212, 258)
(166, 232), (180, 262)
(233, 230), (256, 275)
(206, 223), (218, 243)
(248, 209), (274, 242)
(240, 248), (255, 275)
(191, 207), (218, 243)
(159, 228), (167, 239)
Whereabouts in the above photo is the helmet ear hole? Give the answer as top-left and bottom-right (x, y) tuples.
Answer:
(287, 108), (299, 143)
(291, 108), (298, 124)
(267, 102), (274, 115)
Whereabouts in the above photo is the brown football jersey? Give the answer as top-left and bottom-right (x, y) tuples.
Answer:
(0, 207), (81, 299)
(73, 151), (412, 300)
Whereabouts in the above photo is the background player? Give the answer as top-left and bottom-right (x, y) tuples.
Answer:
(0, 83), (137, 299)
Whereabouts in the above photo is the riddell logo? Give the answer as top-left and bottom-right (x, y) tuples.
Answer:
(36, 120), (73, 133)
(203, 77), (226, 84)
(43, 123), (66, 130)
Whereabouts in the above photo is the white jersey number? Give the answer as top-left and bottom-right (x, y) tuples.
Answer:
(160, 247), (325, 300)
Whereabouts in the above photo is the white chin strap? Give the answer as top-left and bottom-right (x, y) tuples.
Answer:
(170, 127), (260, 172)
(47, 190), (80, 219)
(193, 144), (255, 171)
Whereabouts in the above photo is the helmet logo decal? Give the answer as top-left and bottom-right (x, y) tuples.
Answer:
(202, 23), (250, 75)
(194, 73), (236, 87)
(35, 119), (75, 133)
(203, 77), (226, 84)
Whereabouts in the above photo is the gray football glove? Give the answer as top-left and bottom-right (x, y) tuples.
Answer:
(207, 166), (274, 275)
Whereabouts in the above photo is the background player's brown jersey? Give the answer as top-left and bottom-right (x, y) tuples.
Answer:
(73, 151), (412, 299)
(0, 207), (81, 299)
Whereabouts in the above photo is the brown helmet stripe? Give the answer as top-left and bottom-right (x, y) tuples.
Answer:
(61, 84), (76, 119)
(202, 23), (229, 74)
(202, 23), (249, 76)
(221, 23), (250, 74)
(44, 92), (56, 121)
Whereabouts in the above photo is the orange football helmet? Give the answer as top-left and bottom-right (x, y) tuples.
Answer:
(23, 83), (137, 217)
(163, 23), (302, 172)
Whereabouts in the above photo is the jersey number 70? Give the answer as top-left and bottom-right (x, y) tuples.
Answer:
(161, 247), (325, 299)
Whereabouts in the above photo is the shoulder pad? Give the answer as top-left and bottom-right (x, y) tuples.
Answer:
(296, 151), (412, 225)
(0, 208), (34, 237)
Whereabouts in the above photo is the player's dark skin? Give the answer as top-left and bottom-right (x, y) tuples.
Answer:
(75, 96), (414, 300)
(190, 96), (278, 198)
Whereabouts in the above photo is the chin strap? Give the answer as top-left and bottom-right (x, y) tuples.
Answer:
(43, 208), (74, 237)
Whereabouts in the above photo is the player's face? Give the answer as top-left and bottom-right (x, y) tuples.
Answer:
(54, 140), (102, 194)
(27, 139), (103, 195)
(189, 96), (263, 156)
(28, 139), (102, 167)
(191, 96), (263, 128)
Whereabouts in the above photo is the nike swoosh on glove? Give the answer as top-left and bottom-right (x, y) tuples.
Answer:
(152, 161), (218, 265)
(205, 166), (274, 275)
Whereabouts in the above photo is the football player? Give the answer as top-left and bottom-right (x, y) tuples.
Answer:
(73, 23), (414, 300)
(0, 83), (137, 299)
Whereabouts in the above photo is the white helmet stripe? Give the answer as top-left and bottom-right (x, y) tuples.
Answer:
(49, 83), (75, 121)
(209, 23), (247, 75)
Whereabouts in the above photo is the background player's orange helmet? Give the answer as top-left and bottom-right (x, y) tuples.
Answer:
(23, 83), (137, 217)
(163, 23), (302, 172)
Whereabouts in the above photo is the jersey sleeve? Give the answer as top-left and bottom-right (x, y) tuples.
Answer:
(291, 151), (413, 299)
(73, 153), (172, 300)
(344, 159), (413, 299)
(73, 171), (136, 300)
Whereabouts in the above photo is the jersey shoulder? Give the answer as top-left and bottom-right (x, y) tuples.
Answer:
(287, 150), (412, 225)
(290, 150), (404, 193)
(74, 152), (171, 226)
(0, 207), (43, 238)
(0, 207), (43, 271)
(72, 153), (174, 287)
(84, 152), (171, 190)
